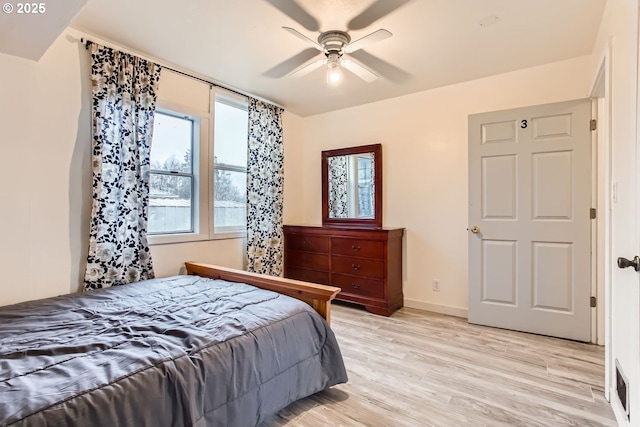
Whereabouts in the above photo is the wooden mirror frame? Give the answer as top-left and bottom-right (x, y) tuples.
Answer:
(322, 143), (383, 229)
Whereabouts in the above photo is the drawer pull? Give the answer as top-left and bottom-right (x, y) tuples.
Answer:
(352, 283), (361, 289)
(351, 245), (361, 252)
(351, 264), (361, 271)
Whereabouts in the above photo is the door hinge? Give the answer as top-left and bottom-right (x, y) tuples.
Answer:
(590, 119), (597, 131)
(590, 296), (597, 307)
(590, 208), (597, 219)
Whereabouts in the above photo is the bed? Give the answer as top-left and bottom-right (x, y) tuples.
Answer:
(0, 263), (348, 427)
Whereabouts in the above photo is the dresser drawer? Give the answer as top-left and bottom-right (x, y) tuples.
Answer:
(286, 267), (330, 285)
(331, 256), (384, 279)
(332, 273), (385, 299)
(286, 250), (329, 270)
(332, 237), (384, 259)
(286, 234), (330, 253)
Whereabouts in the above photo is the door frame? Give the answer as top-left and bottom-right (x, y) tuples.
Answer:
(589, 38), (612, 400)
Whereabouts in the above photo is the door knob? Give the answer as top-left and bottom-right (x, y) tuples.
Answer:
(617, 256), (640, 271)
(469, 226), (480, 234)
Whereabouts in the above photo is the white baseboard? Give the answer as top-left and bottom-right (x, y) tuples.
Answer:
(403, 299), (468, 319)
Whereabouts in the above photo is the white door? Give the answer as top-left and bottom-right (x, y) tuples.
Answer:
(468, 99), (592, 342)
(607, 13), (640, 420)
(610, 170), (639, 424)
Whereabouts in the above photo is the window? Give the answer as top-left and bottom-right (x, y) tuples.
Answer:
(357, 155), (374, 218)
(213, 96), (248, 233)
(148, 85), (248, 244)
(148, 111), (197, 235)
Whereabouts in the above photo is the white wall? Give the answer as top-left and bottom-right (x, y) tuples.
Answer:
(591, 1), (640, 425)
(0, 30), (91, 306)
(293, 56), (593, 316)
(282, 111), (306, 224)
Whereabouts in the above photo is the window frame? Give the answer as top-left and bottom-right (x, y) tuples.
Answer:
(148, 109), (197, 236)
(148, 100), (210, 245)
(148, 88), (249, 246)
(211, 90), (249, 237)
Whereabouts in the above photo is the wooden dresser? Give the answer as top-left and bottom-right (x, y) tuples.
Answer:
(283, 225), (404, 316)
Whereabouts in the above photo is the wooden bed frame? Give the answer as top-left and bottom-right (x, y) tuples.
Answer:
(185, 262), (341, 324)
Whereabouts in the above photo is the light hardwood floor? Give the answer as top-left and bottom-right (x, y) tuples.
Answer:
(261, 303), (617, 427)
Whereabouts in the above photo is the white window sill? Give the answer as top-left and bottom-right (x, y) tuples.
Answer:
(148, 230), (246, 246)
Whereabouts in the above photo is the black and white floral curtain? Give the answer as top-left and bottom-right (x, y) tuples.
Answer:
(246, 98), (284, 276)
(84, 43), (161, 290)
(328, 155), (349, 218)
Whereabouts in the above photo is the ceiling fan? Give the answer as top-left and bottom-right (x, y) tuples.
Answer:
(282, 27), (391, 85)
(265, 0), (411, 85)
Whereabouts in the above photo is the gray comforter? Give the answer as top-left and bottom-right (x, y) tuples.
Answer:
(0, 275), (347, 427)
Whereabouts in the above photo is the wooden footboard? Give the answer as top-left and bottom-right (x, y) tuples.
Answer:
(184, 262), (341, 325)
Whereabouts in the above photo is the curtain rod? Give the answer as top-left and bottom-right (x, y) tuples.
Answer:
(80, 37), (282, 108)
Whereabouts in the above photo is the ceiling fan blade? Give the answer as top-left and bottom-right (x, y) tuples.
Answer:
(265, 0), (320, 31)
(288, 58), (327, 77)
(283, 26), (323, 51)
(263, 48), (322, 78)
(349, 50), (411, 83)
(344, 29), (392, 54)
(347, 0), (411, 31)
(341, 58), (378, 83)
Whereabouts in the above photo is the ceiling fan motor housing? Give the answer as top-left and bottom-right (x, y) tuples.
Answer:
(318, 31), (351, 55)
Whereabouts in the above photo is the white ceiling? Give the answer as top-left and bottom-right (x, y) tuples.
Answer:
(0, 0), (89, 60)
(63, 1), (607, 116)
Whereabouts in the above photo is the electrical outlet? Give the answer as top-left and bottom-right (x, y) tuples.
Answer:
(432, 279), (441, 292)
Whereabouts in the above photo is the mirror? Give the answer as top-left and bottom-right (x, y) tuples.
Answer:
(322, 144), (382, 228)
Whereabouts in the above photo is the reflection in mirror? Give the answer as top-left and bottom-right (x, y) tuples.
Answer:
(328, 153), (375, 219)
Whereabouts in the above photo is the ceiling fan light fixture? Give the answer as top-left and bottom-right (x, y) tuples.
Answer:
(326, 53), (343, 86)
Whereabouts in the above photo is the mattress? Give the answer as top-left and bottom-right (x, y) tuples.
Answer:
(0, 275), (347, 426)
